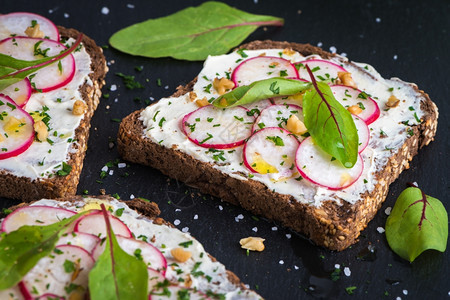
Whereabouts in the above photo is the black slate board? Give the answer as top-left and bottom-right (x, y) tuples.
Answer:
(1, 1), (449, 299)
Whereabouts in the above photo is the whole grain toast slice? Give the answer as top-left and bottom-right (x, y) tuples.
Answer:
(0, 26), (107, 202)
(117, 41), (438, 251)
(1, 195), (261, 299)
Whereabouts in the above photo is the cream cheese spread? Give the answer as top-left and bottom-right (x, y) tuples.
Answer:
(140, 49), (425, 206)
(22, 198), (262, 299)
(0, 39), (92, 180)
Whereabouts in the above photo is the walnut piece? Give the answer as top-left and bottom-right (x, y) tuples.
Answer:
(72, 100), (87, 115)
(213, 77), (235, 95)
(386, 95), (400, 108)
(34, 120), (48, 141)
(195, 97), (209, 107)
(283, 48), (296, 56)
(337, 72), (357, 88)
(170, 247), (192, 263)
(240, 237), (265, 252)
(24, 24), (44, 38)
(286, 115), (307, 135)
(347, 105), (362, 115)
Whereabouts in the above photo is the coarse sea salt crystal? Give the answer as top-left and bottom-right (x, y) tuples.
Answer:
(173, 219), (181, 226)
(376, 17), (381, 23)
(193, 214), (198, 220)
(286, 234), (292, 239)
(335, 264), (340, 269)
(118, 163), (126, 168)
(182, 227), (189, 233)
(127, 4), (135, 8)
(294, 265), (299, 270)
(110, 84), (117, 91)
(101, 166), (108, 172)
(64, 13), (69, 18)
(344, 267), (351, 276)
(252, 227), (258, 232)
(108, 170), (113, 176)
(385, 207), (392, 215)
(101, 7), (110, 15)
(329, 46), (337, 53)
(377, 227), (385, 233)
(403, 290), (408, 295)
(279, 260), (284, 265)
(272, 226), (278, 231)
(129, 194), (135, 199)
(218, 205), (223, 211)
(175, 209), (181, 212)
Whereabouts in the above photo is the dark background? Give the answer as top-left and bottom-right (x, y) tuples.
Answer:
(1, 1), (449, 299)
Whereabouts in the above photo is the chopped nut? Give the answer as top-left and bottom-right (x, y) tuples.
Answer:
(33, 120), (48, 141)
(286, 93), (304, 106)
(283, 48), (296, 56)
(269, 62), (280, 68)
(72, 100), (87, 115)
(195, 97), (209, 107)
(213, 77), (235, 95)
(337, 72), (357, 88)
(239, 237), (265, 252)
(386, 95), (400, 108)
(188, 91), (197, 102)
(340, 172), (352, 186)
(171, 247), (192, 262)
(184, 274), (193, 288)
(286, 115), (307, 135)
(24, 24), (44, 38)
(258, 52), (267, 57)
(347, 105), (362, 115)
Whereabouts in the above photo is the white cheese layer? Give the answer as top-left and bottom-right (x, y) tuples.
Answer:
(27, 198), (261, 300)
(141, 49), (425, 206)
(0, 40), (92, 180)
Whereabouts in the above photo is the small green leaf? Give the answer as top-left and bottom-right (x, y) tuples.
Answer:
(0, 212), (87, 290)
(88, 205), (148, 300)
(385, 186), (448, 262)
(212, 77), (311, 108)
(109, 1), (283, 61)
(302, 67), (358, 168)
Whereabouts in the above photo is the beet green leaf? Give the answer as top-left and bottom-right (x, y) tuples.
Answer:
(88, 205), (148, 300)
(212, 77), (311, 108)
(0, 34), (83, 91)
(0, 211), (87, 290)
(302, 67), (358, 168)
(109, 1), (283, 61)
(385, 186), (448, 262)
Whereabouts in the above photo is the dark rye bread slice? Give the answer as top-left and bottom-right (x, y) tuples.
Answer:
(1, 195), (252, 295)
(0, 26), (107, 202)
(117, 41), (438, 251)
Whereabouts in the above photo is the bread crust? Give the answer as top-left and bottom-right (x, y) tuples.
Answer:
(0, 26), (107, 201)
(117, 41), (438, 251)
(2, 195), (249, 293)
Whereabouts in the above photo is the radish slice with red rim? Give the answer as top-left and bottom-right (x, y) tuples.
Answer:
(1, 205), (76, 233)
(353, 114), (370, 153)
(330, 85), (380, 124)
(0, 78), (32, 107)
(74, 211), (132, 238)
(20, 245), (94, 299)
(35, 294), (64, 300)
(92, 235), (167, 274)
(296, 59), (347, 84)
(0, 12), (60, 41)
(147, 268), (166, 291)
(295, 137), (363, 190)
(0, 285), (24, 300)
(0, 37), (75, 92)
(252, 104), (303, 135)
(182, 105), (254, 149)
(244, 127), (300, 179)
(149, 284), (210, 300)
(57, 231), (101, 254)
(231, 56), (299, 87)
(0, 95), (35, 160)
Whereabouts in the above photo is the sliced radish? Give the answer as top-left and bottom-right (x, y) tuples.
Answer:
(231, 56), (299, 87)
(149, 284), (210, 300)
(0, 12), (60, 41)
(0, 285), (24, 300)
(353, 115), (370, 153)
(0, 78), (32, 107)
(57, 231), (101, 254)
(1, 205), (76, 233)
(74, 211), (132, 238)
(147, 268), (166, 291)
(244, 127), (299, 179)
(36, 294), (64, 300)
(20, 245), (94, 299)
(239, 98), (273, 116)
(252, 104), (303, 134)
(0, 95), (35, 160)
(296, 59), (347, 83)
(295, 137), (363, 190)
(92, 235), (167, 274)
(330, 85), (380, 124)
(0, 37), (75, 92)
(182, 105), (254, 149)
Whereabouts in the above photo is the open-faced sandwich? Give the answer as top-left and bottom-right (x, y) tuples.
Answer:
(118, 41), (438, 251)
(0, 12), (107, 201)
(0, 196), (261, 299)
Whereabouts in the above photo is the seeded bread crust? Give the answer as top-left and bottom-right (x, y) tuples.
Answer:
(2, 196), (248, 293)
(117, 41), (438, 251)
(0, 27), (107, 202)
